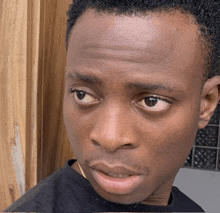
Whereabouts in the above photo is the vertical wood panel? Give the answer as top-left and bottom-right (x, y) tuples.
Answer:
(26, 0), (41, 190)
(0, 0), (27, 210)
(38, 0), (74, 180)
(0, 0), (74, 210)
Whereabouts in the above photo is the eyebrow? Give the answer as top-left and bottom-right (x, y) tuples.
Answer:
(66, 72), (103, 85)
(66, 72), (182, 93)
(126, 82), (176, 92)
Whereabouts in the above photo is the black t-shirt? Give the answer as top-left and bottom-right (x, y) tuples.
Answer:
(5, 159), (204, 212)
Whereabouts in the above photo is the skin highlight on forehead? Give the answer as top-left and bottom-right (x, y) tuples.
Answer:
(71, 11), (201, 57)
(68, 9), (206, 67)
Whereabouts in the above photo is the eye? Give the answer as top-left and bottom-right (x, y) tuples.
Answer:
(137, 96), (171, 112)
(72, 89), (97, 104)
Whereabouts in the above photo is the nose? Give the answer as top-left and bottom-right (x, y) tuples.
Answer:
(90, 103), (137, 152)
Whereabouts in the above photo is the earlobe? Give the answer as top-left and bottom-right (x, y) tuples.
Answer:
(198, 76), (220, 129)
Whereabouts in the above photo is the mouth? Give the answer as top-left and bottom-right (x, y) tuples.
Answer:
(90, 162), (144, 195)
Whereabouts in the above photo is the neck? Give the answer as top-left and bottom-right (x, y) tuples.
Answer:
(141, 177), (174, 206)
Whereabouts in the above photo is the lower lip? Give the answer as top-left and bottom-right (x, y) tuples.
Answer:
(92, 170), (142, 195)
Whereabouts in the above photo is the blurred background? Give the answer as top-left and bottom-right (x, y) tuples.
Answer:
(0, 0), (219, 212)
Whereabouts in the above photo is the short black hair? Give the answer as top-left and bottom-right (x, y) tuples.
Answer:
(66, 0), (220, 78)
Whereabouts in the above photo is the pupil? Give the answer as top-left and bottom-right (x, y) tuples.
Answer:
(145, 97), (158, 107)
(76, 91), (85, 100)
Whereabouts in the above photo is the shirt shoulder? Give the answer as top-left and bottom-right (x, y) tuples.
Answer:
(4, 159), (97, 213)
(4, 167), (63, 213)
(172, 186), (205, 212)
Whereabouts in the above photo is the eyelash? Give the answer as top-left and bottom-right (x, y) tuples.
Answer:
(141, 95), (172, 104)
(136, 95), (172, 111)
(70, 88), (99, 104)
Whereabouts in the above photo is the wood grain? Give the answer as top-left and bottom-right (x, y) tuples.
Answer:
(0, 0), (27, 210)
(25, 0), (41, 190)
(0, 0), (74, 210)
(38, 0), (74, 181)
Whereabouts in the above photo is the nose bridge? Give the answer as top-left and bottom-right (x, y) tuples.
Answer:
(90, 102), (135, 151)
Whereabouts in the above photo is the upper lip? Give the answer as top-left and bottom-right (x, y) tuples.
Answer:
(90, 161), (141, 176)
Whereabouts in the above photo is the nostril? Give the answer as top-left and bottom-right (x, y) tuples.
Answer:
(92, 137), (134, 151)
(90, 122), (137, 151)
(121, 143), (134, 149)
(92, 139), (100, 146)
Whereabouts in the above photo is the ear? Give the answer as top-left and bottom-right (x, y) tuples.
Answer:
(198, 76), (220, 129)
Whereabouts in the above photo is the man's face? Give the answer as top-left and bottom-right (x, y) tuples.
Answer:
(64, 9), (205, 205)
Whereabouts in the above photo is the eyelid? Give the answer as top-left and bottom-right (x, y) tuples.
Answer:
(136, 92), (173, 102)
(136, 94), (172, 112)
(69, 86), (95, 96)
(69, 86), (100, 105)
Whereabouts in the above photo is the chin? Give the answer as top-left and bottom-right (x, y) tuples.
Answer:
(96, 187), (148, 205)
(89, 177), (154, 205)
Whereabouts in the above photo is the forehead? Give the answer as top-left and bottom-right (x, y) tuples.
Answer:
(66, 9), (204, 87)
(70, 9), (198, 41)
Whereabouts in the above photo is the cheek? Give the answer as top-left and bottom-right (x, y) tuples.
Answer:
(63, 99), (81, 148)
(150, 112), (199, 171)
(136, 104), (200, 171)
(63, 99), (95, 153)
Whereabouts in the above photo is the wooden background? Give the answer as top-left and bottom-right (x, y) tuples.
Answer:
(0, 0), (73, 210)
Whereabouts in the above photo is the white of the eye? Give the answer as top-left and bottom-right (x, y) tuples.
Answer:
(74, 92), (96, 103)
(139, 98), (170, 111)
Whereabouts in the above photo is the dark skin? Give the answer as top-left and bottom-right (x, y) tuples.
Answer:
(64, 9), (220, 206)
